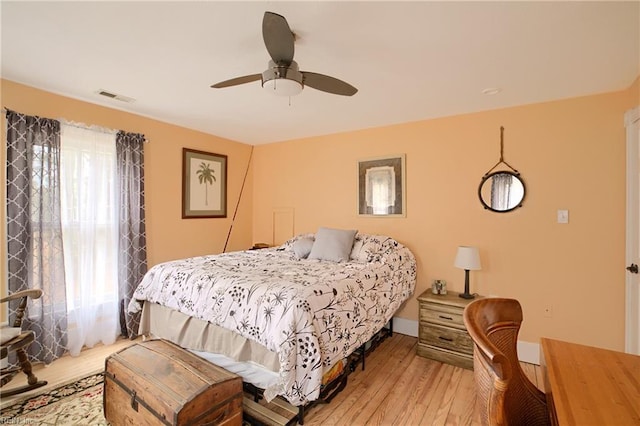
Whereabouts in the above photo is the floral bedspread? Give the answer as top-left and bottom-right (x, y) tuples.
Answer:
(128, 234), (416, 406)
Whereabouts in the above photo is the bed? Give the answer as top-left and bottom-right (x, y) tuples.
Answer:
(128, 230), (416, 409)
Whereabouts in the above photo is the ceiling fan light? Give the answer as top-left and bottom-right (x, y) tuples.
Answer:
(263, 77), (303, 96)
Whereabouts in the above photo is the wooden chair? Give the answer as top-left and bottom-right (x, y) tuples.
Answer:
(1, 289), (47, 397)
(463, 298), (550, 426)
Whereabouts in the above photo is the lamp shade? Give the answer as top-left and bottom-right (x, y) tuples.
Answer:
(262, 78), (303, 97)
(454, 246), (481, 271)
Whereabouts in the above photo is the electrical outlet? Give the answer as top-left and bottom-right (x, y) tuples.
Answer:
(543, 305), (553, 318)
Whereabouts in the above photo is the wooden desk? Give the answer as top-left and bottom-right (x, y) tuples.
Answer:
(540, 337), (640, 425)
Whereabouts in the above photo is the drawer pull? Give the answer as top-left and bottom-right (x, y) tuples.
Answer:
(438, 315), (453, 321)
(439, 336), (454, 342)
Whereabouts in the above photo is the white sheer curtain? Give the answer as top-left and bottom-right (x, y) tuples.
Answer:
(491, 173), (513, 210)
(60, 124), (119, 355)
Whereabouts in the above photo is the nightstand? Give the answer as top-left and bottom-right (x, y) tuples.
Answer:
(416, 289), (480, 369)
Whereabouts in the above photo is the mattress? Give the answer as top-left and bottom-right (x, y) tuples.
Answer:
(129, 233), (416, 405)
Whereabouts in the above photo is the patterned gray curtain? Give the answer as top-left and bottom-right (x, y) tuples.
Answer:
(116, 131), (147, 338)
(6, 109), (68, 364)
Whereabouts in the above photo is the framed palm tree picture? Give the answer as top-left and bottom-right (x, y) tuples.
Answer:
(182, 148), (227, 218)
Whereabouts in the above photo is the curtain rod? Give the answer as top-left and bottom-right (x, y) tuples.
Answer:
(59, 119), (149, 143)
(3, 107), (149, 143)
(59, 119), (118, 135)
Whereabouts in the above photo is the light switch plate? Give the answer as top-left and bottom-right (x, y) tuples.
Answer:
(557, 209), (569, 224)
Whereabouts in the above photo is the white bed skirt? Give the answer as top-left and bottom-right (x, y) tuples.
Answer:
(137, 302), (352, 402)
(138, 302), (281, 373)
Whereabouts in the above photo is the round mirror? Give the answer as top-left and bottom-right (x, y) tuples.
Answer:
(478, 171), (525, 212)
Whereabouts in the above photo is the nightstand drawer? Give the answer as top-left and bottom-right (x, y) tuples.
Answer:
(420, 304), (466, 330)
(419, 323), (473, 355)
(416, 343), (473, 370)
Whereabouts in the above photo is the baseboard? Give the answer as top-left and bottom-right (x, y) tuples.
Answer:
(517, 340), (540, 365)
(393, 317), (541, 365)
(392, 316), (418, 337)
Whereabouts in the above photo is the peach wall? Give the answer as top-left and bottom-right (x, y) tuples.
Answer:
(253, 84), (639, 351)
(625, 75), (640, 106)
(2, 77), (638, 351)
(0, 79), (254, 299)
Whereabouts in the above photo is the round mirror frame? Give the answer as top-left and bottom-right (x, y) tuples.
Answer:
(478, 170), (526, 213)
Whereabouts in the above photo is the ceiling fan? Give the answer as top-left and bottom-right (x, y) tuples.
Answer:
(211, 12), (358, 97)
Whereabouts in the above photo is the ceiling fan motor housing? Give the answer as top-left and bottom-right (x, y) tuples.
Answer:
(262, 60), (303, 96)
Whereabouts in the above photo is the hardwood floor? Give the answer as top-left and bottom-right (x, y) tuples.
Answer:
(0, 334), (544, 425)
(0, 336), (140, 409)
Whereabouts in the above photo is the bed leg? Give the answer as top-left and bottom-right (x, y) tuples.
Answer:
(360, 344), (366, 371)
(389, 318), (393, 337)
(297, 406), (305, 425)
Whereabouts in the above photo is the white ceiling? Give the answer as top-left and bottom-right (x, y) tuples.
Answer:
(2, 1), (639, 145)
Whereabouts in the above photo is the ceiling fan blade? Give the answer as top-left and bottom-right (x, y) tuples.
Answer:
(211, 74), (262, 89)
(262, 12), (294, 65)
(302, 72), (358, 96)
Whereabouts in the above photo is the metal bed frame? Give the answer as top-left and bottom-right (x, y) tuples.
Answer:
(243, 319), (394, 425)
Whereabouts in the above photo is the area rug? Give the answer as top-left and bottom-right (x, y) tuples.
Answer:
(0, 373), (107, 425)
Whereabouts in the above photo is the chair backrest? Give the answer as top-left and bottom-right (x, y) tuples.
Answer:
(1, 289), (47, 395)
(463, 298), (550, 426)
(1, 289), (43, 328)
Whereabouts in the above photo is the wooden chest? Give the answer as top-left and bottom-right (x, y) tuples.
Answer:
(103, 339), (242, 425)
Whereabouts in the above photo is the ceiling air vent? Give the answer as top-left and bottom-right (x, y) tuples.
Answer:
(96, 89), (135, 103)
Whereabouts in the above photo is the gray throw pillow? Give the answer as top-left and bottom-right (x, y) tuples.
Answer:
(293, 237), (315, 259)
(308, 227), (358, 262)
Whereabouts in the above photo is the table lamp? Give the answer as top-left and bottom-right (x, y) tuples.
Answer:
(454, 246), (481, 299)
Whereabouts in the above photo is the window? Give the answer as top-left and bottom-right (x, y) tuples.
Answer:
(59, 124), (119, 353)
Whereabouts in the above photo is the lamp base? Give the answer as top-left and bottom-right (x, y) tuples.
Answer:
(459, 269), (475, 300)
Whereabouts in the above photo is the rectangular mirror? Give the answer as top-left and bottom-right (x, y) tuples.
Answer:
(358, 155), (406, 217)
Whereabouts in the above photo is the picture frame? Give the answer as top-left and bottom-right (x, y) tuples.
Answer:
(182, 148), (227, 218)
(358, 154), (406, 217)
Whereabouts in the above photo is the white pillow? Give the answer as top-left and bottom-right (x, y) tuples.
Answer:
(293, 237), (315, 259)
(280, 233), (315, 252)
(350, 234), (388, 263)
(350, 238), (364, 260)
(308, 227), (357, 262)
(0, 326), (22, 345)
